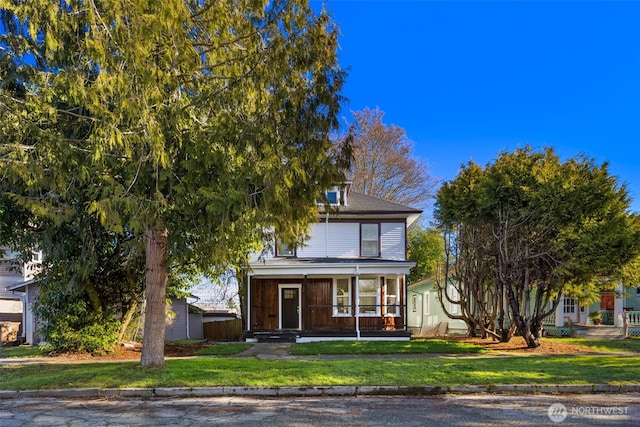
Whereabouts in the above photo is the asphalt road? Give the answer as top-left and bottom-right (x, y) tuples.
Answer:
(1, 393), (638, 426)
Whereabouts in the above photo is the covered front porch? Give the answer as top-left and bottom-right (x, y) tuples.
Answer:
(246, 258), (414, 342)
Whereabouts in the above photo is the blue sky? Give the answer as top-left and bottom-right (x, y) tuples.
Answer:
(312, 0), (640, 214)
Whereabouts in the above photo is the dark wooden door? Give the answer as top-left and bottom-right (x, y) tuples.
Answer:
(281, 288), (300, 329)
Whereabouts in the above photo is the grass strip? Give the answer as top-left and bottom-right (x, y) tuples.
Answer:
(2, 355), (639, 391)
(195, 343), (252, 356)
(0, 345), (50, 358)
(291, 339), (485, 355)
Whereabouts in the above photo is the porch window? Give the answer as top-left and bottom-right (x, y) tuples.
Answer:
(385, 277), (400, 316)
(563, 298), (576, 314)
(358, 277), (380, 316)
(411, 294), (417, 312)
(333, 278), (351, 316)
(361, 223), (380, 257)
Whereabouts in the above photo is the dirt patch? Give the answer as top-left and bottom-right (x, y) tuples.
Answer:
(456, 336), (602, 355)
(47, 341), (213, 361)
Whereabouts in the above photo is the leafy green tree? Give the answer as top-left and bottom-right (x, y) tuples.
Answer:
(0, 1), (351, 366)
(407, 226), (443, 284)
(436, 147), (640, 347)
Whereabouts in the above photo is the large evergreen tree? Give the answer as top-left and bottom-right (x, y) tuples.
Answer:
(436, 147), (640, 347)
(0, 0), (351, 366)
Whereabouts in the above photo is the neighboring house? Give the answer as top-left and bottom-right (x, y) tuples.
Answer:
(246, 184), (421, 342)
(407, 273), (640, 339)
(165, 297), (204, 341)
(0, 248), (42, 345)
(407, 278), (467, 337)
(544, 285), (640, 337)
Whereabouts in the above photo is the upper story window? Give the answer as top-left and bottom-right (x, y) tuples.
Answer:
(326, 191), (339, 205)
(361, 223), (380, 257)
(318, 186), (347, 207)
(275, 238), (296, 257)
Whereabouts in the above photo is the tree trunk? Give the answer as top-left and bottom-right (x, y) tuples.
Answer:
(141, 227), (169, 368)
(118, 298), (139, 344)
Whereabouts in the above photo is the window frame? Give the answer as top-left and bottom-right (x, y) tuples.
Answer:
(358, 276), (381, 316)
(360, 223), (380, 257)
(563, 297), (576, 314)
(423, 292), (430, 316)
(449, 285), (460, 314)
(333, 277), (352, 317)
(275, 237), (296, 258)
(384, 277), (400, 317)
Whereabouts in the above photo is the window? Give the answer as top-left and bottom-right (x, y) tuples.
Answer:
(449, 286), (460, 314)
(333, 278), (351, 316)
(563, 298), (576, 314)
(361, 223), (380, 257)
(385, 278), (400, 316)
(317, 186), (345, 206)
(326, 191), (338, 204)
(423, 292), (430, 316)
(275, 238), (296, 257)
(358, 277), (380, 315)
(412, 294), (417, 312)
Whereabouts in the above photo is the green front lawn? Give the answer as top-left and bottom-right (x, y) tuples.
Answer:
(2, 355), (639, 391)
(291, 339), (485, 355)
(0, 345), (50, 358)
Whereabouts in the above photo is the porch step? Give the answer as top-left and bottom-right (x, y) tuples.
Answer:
(572, 325), (625, 339)
(252, 331), (298, 343)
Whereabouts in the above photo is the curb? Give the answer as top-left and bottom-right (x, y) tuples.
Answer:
(2, 384), (640, 399)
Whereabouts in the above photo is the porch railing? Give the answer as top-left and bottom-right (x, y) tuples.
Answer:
(602, 309), (615, 325)
(623, 311), (640, 338)
(306, 304), (407, 332)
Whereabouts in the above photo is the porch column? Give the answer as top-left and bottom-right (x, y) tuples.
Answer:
(614, 282), (624, 327)
(355, 267), (360, 340)
(402, 275), (406, 332)
(246, 273), (252, 334)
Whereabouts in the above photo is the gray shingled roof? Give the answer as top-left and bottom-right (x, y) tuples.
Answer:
(343, 191), (422, 214)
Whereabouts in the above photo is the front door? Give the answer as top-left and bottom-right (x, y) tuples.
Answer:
(281, 288), (300, 329)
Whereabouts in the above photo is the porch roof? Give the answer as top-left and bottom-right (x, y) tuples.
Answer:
(249, 257), (415, 277)
(4, 278), (36, 293)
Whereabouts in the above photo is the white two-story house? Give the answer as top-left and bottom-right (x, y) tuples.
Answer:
(246, 184), (422, 342)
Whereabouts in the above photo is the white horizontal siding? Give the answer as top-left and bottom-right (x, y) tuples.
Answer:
(297, 223), (326, 257)
(328, 223), (359, 257)
(299, 222), (359, 258)
(254, 221), (406, 260)
(381, 223), (405, 260)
